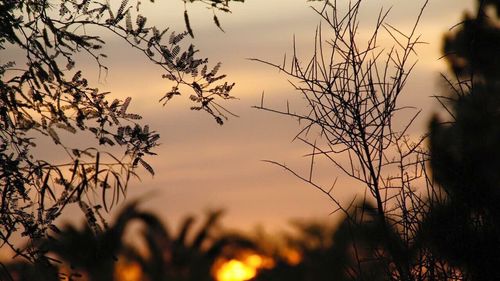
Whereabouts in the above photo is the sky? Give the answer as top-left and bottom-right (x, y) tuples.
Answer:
(5, 0), (476, 234)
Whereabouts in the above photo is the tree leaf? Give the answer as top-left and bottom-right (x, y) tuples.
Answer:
(139, 158), (154, 175)
(184, 10), (194, 38)
(213, 15), (224, 32)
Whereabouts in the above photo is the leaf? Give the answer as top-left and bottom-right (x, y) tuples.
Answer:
(66, 59), (75, 70)
(117, 0), (128, 18)
(95, 152), (100, 188)
(106, 1), (115, 21)
(79, 201), (102, 235)
(213, 15), (224, 32)
(55, 123), (77, 134)
(209, 62), (221, 77)
(42, 28), (53, 48)
(192, 82), (203, 94)
(168, 32), (187, 44)
(184, 10), (194, 38)
(159, 89), (180, 105)
(120, 97), (131, 116)
(99, 137), (115, 146)
(113, 135), (125, 145)
(201, 65), (207, 76)
(111, 99), (120, 108)
(207, 74), (226, 83)
(48, 128), (60, 144)
(172, 45), (180, 58)
(162, 73), (177, 81)
(124, 113), (142, 120)
(48, 224), (61, 234)
(150, 134), (160, 143)
(136, 14), (147, 33)
(125, 11), (133, 32)
(102, 173), (110, 212)
(138, 158), (154, 175)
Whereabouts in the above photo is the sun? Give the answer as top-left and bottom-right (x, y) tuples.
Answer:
(214, 252), (274, 281)
(216, 259), (257, 281)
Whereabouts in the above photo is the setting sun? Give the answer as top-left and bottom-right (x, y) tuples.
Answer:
(214, 252), (275, 281)
(216, 259), (257, 281)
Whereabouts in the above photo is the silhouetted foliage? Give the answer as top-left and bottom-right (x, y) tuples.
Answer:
(0, 259), (58, 281)
(425, 1), (500, 280)
(0, 0), (241, 268)
(254, 0), (448, 280)
(442, 0), (500, 82)
(257, 200), (466, 281)
(9, 202), (255, 281)
(256, 205), (388, 281)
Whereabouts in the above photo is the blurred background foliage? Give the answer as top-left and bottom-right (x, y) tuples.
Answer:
(0, 201), (402, 281)
(425, 0), (500, 280)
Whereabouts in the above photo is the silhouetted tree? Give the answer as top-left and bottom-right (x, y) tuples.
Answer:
(257, 0), (442, 280)
(425, 1), (500, 280)
(254, 0), (453, 280)
(0, 0), (242, 267)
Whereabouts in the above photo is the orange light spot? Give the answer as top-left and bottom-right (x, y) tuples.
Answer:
(115, 261), (142, 281)
(282, 248), (302, 265)
(245, 254), (263, 268)
(216, 259), (257, 281)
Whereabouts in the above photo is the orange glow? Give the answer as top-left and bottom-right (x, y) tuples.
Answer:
(214, 252), (275, 281)
(115, 261), (143, 281)
(282, 248), (302, 265)
(245, 254), (263, 268)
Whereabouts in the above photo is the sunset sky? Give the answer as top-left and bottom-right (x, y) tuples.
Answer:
(12, 0), (475, 233)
